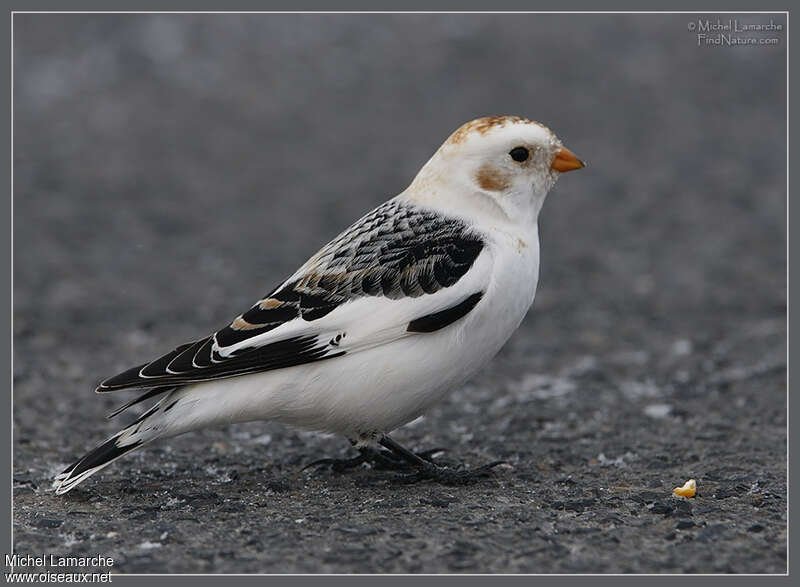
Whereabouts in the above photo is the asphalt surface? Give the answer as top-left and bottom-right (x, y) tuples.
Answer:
(12, 14), (786, 573)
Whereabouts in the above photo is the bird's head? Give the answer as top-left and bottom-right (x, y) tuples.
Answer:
(406, 116), (584, 225)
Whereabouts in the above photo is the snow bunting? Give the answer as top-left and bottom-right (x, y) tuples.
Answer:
(53, 115), (584, 494)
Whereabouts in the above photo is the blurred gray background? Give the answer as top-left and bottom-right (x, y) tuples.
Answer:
(13, 14), (786, 573)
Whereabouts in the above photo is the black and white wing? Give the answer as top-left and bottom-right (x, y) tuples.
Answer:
(97, 199), (489, 394)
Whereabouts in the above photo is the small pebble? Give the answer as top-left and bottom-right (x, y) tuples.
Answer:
(644, 404), (672, 419)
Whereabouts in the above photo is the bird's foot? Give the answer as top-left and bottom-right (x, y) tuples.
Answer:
(369, 447), (445, 471)
(379, 435), (504, 485)
(395, 460), (505, 486)
(301, 452), (369, 473)
(302, 446), (445, 473)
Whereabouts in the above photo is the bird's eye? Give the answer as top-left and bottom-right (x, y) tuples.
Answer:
(509, 146), (530, 162)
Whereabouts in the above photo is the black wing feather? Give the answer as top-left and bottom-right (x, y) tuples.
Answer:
(97, 201), (485, 393)
(98, 335), (342, 391)
(106, 386), (177, 419)
(407, 292), (484, 333)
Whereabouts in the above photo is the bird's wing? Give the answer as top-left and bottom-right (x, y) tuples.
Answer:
(97, 199), (490, 392)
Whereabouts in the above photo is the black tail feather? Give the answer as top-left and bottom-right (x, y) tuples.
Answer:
(53, 435), (143, 494)
(65, 437), (142, 478)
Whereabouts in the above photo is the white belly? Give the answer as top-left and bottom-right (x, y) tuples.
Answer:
(162, 226), (540, 441)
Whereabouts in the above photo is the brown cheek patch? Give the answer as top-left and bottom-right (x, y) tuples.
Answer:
(475, 164), (510, 191)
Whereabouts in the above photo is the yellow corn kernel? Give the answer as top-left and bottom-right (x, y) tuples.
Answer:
(673, 479), (697, 498)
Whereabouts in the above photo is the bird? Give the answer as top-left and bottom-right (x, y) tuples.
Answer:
(53, 115), (584, 494)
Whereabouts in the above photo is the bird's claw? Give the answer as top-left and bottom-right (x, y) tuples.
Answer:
(395, 460), (506, 486)
(301, 446), (447, 474)
(300, 454), (367, 473)
(302, 435), (500, 486)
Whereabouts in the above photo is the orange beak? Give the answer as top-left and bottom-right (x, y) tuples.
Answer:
(551, 146), (585, 173)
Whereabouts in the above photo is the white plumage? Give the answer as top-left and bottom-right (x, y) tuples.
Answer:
(54, 115), (584, 494)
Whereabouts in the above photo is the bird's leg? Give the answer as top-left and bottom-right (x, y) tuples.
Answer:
(379, 435), (504, 485)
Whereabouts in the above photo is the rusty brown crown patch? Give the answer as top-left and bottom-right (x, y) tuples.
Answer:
(447, 116), (533, 145)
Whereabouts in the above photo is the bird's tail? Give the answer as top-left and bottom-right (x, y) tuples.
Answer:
(53, 403), (164, 495)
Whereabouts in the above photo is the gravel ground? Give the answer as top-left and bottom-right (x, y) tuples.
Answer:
(12, 14), (786, 573)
